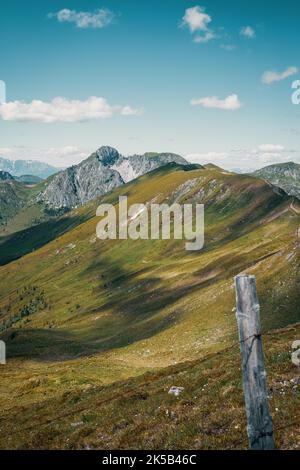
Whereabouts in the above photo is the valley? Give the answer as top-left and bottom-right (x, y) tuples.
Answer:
(0, 160), (299, 449)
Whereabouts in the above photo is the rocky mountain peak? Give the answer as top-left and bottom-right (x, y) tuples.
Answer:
(36, 146), (189, 210)
(95, 146), (120, 166)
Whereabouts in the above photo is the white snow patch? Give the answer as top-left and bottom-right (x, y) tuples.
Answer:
(112, 159), (138, 183)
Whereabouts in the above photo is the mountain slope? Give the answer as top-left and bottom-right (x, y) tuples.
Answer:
(0, 156), (60, 178)
(0, 164), (299, 449)
(253, 162), (300, 199)
(0, 176), (34, 228)
(1, 322), (299, 450)
(0, 164), (202, 265)
(1, 164), (298, 353)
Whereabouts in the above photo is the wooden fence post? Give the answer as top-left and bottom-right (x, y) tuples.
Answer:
(0, 340), (5, 365)
(234, 274), (275, 450)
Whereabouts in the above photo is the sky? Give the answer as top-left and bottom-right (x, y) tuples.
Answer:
(0, 0), (300, 170)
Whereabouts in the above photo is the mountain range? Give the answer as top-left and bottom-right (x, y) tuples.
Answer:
(0, 156), (60, 179)
(0, 148), (299, 256)
(0, 147), (188, 235)
(37, 146), (188, 209)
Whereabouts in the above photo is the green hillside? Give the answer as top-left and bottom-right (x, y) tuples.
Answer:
(0, 179), (34, 229)
(0, 164), (299, 449)
(15, 175), (43, 185)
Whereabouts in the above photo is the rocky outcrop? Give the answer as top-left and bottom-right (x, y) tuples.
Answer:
(37, 148), (124, 209)
(253, 162), (300, 199)
(112, 152), (188, 183)
(37, 146), (188, 210)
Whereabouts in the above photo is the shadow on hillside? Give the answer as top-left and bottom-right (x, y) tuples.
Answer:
(3, 249), (225, 362)
(0, 212), (90, 266)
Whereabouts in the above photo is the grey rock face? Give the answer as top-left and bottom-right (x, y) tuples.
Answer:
(253, 162), (300, 199)
(129, 153), (187, 181)
(111, 152), (187, 183)
(37, 146), (188, 210)
(95, 146), (120, 166)
(37, 149), (124, 209)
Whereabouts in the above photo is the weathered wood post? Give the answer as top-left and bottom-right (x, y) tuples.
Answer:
(0, 340), (6, 365)
(234, 274), (275, 450)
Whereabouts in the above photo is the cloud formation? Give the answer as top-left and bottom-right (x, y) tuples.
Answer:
(240, 26), (256, 39)
(258, 144), (285, 152)
(191, 94), (242, 110)
(48, 8), (114, 29)
(0, 97), (143, 123)
(262, 66), (298, 85)
(186, 144), (298, 171)
(194, 31), (216, 43)
(181, 6), (215, 44)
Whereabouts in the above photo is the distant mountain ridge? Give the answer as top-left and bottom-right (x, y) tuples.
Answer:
(37, 146), (188, 210)
(0, 156), (60, 179)
(4, 147), (299, 238)
(252, 162), (300, 199)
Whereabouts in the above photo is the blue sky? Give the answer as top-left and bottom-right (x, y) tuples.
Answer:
(0, 0), (300, 169)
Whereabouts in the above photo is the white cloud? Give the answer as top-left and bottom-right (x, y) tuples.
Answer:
(240, 26), (256, 39)
(258, 144), (285, 152)
(182, 6), (211, 33)
(194, 31), (216, 43)
(0, 96), (143, 123)
(121, 105), (144, 116)
(181, 6), (215, 44)
(191, 94), (242, 110)
(48, 8), (114, 29)
(186, 145), (299, 171)
(262, 66), (298, 85)
(187, 152), (228, 162)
